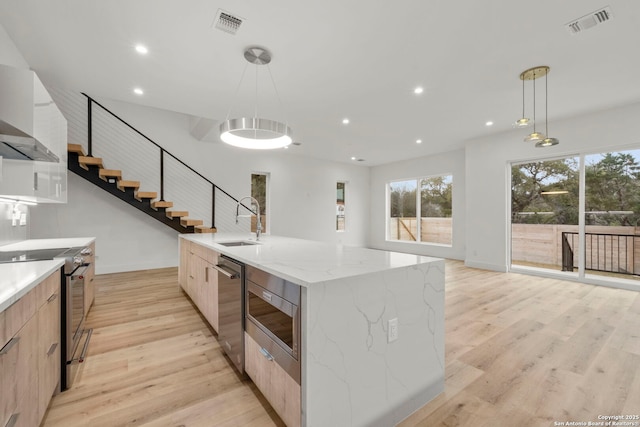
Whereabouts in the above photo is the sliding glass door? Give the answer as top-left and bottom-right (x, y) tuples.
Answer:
(583, 149), (640, 281)
(511, 148), (640, 284)
(511, 157), (579, 273)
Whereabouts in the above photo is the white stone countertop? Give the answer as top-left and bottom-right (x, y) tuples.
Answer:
(0, 259), (64, 312)
(0, 237), (96, 313)
(181, 233), (441, 287)
(0, 237), (95, 251)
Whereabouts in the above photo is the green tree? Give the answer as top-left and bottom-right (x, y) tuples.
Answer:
(421, 176), (452, 217)
(389, 181), (416, 217)
(511, 158), (579, 224)
(585, 152), (640, 226)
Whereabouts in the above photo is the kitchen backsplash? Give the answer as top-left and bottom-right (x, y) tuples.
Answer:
(0, 202), (28, 247)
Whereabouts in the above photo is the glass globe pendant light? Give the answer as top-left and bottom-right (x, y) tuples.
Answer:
(535, 67), (559, 147)
(521, 66), (548, 143)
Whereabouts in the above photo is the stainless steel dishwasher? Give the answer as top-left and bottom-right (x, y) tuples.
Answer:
(213, 255), (245, 374)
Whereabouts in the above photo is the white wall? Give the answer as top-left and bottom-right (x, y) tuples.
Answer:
(29, 93), (370, 273)
(369, 149), (466, 260)
(88, 97), (370, 246)
(0, 24), (30, 245)
(1, 20), (370, 273)
(0, 23), (29, 69)
(464, 102), (640, 272)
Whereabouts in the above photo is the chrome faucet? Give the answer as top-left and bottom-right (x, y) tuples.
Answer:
(236, 196), (262, 241)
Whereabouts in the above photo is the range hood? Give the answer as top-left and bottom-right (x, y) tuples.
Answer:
(0, 125), (59, 163)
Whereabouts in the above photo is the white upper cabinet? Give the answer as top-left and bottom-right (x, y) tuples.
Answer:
(0, 64), (34, 136)
(0, 65), (67, 203)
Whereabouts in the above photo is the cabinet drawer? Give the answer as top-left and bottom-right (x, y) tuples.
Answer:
(1, 312), (39, 427)
(190, 242), (217, 265)
(2, 287), (37, 348)
(245, 332), (300, 427)
(36, 269), (62, 308)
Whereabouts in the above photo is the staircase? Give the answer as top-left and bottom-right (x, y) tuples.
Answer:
(67, 143), (216, 234)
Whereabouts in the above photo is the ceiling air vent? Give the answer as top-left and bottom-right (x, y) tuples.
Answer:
(212, 9), (243, 35)
(566, 6), (613, 35)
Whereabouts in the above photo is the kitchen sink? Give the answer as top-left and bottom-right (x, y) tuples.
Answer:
(218, 241), (260, 247)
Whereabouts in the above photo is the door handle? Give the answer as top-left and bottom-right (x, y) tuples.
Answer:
(213, 264), (238, 279)
(260, 347), (274, 361)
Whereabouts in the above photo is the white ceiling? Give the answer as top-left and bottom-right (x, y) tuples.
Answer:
(2, 0), (640, 166)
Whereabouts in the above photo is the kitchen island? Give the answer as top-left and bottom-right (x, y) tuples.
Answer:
(180, 233), (445, 427)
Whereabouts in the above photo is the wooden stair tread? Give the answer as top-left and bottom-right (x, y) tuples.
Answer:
(67, 143), (86, 156)
(99, 169), (122, 180)
(78, 155), (104, 170)
(151, 201), (173, 210)
(135, 191), (157, 202)
(116, 180), (140, 192)
(195, 226), (217, 234)
(166, 210), (188, 218)
(180, 218), (203, 227)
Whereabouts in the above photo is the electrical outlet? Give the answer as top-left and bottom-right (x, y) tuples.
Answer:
(388, 318), (398, 342)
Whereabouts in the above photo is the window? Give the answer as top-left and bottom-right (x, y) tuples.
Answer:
(251, 173), (268, 233)
(387, 175), (452, 244)
(336, 182), (345, 231)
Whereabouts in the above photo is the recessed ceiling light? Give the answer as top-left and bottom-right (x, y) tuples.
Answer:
(342, 118), (350, 125)
(414, 86), (424, 95)
(135, 44), (148, 55)
(485, 121), (494, 126)
(133, 87), (144, 95)
(416, 139), (422, 144)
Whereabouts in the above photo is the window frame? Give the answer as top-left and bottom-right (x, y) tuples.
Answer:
(386, 173), (453, 246)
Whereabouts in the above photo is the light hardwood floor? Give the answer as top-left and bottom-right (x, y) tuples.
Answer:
(41, 268), (285, 427)
(41, 261), (640, 427)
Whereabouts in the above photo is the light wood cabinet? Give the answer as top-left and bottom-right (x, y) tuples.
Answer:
(0, 269), (61, 427)
(38, 276), (61, 420)
(84, 241), (96, 316)
(182, 241), (219, 332)
(178, 239), (190, 291)
(245, 332), (301, 427)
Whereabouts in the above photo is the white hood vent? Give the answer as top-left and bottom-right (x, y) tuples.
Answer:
(213, 9), (243, 35)
(566, 6), (613, 34)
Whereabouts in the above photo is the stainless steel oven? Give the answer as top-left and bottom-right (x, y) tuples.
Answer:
(245, 265), (300, 384)
(60, 247), (93, 390)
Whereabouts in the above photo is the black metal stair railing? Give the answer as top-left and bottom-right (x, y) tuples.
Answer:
(561, 231), (638, 276)
(68, 93), (252, 233)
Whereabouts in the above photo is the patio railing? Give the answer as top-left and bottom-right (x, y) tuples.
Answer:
(561, 231), (638, 276)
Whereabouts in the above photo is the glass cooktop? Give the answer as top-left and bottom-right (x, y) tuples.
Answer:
(0, 247), (71, 264)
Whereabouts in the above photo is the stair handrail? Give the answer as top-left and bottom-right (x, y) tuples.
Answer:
(82, 93), (254, 227)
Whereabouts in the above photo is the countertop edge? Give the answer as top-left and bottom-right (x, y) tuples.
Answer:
(180, 234), (443, 288)
(0, 237), (96, 251)
(0, 259), (64, 313)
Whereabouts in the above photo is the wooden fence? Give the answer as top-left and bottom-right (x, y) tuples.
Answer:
(512, 224), (640, 274)
(388, 217), (452, 244)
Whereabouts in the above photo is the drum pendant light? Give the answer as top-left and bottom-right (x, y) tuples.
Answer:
(220, 47), (292, 149)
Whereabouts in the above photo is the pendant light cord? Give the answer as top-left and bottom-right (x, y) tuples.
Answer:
(522, 77), (525, 118)
(224, 61), (250, 121)
(532, 70), (537, 132)
(266, 64), (288, 126)
(545, 70), (549, 136)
